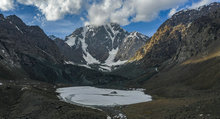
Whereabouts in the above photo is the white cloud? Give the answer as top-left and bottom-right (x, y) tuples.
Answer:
(167, 0), (218, 18)
(33, 13), (46, 26)
(189, 0), (213, 9)
(86, 0), (188, 26)
(188, 0), (219, 9)
(168, 8), (177, 17)
(86, 0), (131, 26)
(2, 0), (205, 26)
(17, 0), (83, 21)
(0, 0), (14, 11)
(15, 0), (188, 26)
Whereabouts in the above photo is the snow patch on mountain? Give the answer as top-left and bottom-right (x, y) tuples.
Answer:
(113, 113), (127, 119)
(104, 25), (114, 46)
(80, 27), (100, 65)
(99, 65), (111, 71)
(65, 37), (76, 47)
(105, 24), (120, 46)
(62, 23), (148, 71)
(125, 32), (148, 42)
(65, 61), (91, 69)
(15, 25), (23, 34)
(99, 47), (127, 71)
(105, 48), (119, 66)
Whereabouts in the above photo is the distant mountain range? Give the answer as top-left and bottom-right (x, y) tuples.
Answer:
(54, 23), (149, 71)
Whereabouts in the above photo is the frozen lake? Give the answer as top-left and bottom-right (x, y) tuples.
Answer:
(56, 86), (152, 106)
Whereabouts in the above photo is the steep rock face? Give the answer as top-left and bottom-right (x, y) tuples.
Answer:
(115, 32), (149, 61)
(0, 15), (64, 64)
(0, 14), (129, 85)
(65, 23), (129, 64)
(55, 23), (149, 71)
(130, 2), (220, 67)
(112, 2), (220, 79)
(0, 14), (65, 81)
(49, 35), (58, 40)
(139, 4), (220, 114)
(173, 15), (220, 63)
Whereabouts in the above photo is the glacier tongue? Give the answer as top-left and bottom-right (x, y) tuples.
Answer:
(105, 47), (127, 67)
(103, 24), (127, 69)
(105, 48), (119, 65)
(81, 27), (100, 65)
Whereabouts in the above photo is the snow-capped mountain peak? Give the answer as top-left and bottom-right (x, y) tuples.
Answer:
(55, 23), (149, 71)
(125, 31), (149, 42)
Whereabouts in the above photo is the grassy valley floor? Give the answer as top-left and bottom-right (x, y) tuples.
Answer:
(122, 90), (220, 119)
(121, 55), (220, 119)
(0, 80), (107, 119)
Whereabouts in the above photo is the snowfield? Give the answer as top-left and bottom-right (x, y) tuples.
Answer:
(65, 24), (129, 72)
(56, 86), (152, 106)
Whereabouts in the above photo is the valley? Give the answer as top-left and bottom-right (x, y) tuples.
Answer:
(0, 2), (219, 119)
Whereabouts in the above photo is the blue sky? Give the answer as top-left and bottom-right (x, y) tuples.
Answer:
(0, 0), (218, 38)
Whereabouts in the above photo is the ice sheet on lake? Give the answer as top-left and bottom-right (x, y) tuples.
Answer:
(56, 86), (152, 106)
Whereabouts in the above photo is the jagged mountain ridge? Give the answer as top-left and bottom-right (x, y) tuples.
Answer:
(0, 14), (129, 85)
(130, 2), (220, 65)
(55, 23), (149, 71)
(112, 2), (220, 79)
(0, 14), (65, 82)
(0, 14), (64, 64)
(113, 4), (220, 118)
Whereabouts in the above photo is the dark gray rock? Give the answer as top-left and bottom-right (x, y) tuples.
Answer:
(0, 14), (130, 85)
(113, 2), (220, 79)
(55, 23), (149, 71)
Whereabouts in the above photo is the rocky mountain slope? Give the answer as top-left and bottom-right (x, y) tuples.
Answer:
(54, 23), (149, 71)
(0, 14), (64, 81)
(113, 2), (220, 79)
(139, 1), (220, 96)
(0, 14), (132, 119)
(0, 14), (129, 86)
(116, 3), (220, 119)
(130, 2), (219, 65)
